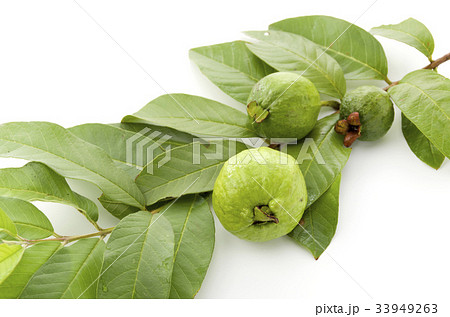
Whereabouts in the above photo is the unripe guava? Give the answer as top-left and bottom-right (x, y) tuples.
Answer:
(247, 72), (321, 139)
(340, 86), (394, 141)
(212, 147), (307, 242)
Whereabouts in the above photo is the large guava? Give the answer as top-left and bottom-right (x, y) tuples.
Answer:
(340, 86), (394, 141)
(247, 72), (321, 139)
(212, 147), (307, 242)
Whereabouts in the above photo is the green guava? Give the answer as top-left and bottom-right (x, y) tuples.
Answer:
(212, 147), (307, 242)
(247, 72), (321, 139)
(340, 86), (394, 141)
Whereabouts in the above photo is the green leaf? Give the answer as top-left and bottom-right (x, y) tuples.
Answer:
(0, 244), (24, 284)
(287, 113), (351, 207)
(389, 69), (450, 159)
(0, 207), (17, 237)
(245, 30), (346, 99)
(163, 195), (215, 298)
(69, 122), (195, 219)
(0, 197), (54, 239)
(116, 122), (197, 144)
(0, 231), (16, 244)
(122, 94), (258, 138)
(189, 41), (275, 104)
(289, 174), (341, 259)
(98, 211), (175, 299)
(0, 241), (61, 298)
(0, 162), (99, 222)
(0, 122), (146, 209)
(69, 124), (141, 178)
(371, 18), (434, 60)
(97, 195), (175, 220)
(137, 140), (248, 205)
(69, 123), (193, 179)
(20, 238), (105, 299)
(270, 15), (388, 80)
(98, 196), (140, 219)
(401, 114), (445, 169)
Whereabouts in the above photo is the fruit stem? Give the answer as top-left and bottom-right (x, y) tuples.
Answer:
(320, 100), (341, 110)
(268, 143), (280, 150)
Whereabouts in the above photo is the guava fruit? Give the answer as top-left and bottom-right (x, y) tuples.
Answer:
(340, 86), (394, 141)
(212, 147), (307, 242)
(247, 72), (321, 139)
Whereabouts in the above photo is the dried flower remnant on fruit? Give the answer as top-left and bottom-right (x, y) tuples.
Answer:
(247, 100), (269, 123)
(343, 128), (361, 147)
(335, 119), (350, 135)
(347, 112), (361, 126)
(336, 112), (362, 147)
(253, 205), (279, 224)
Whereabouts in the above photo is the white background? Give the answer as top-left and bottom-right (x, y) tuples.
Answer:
(0, 0), (449, 315)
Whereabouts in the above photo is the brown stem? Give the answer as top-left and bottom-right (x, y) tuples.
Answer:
(383, 80), (399, 91)
(423, 52), (450, 70)
(383, 52), (450, 91)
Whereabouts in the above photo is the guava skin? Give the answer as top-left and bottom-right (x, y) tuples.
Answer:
(340, 86), (394, 141)
(212, 147), (307, 242)
(247, 72), (321, 139)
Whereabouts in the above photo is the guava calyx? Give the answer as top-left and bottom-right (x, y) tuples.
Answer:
(347, 112), (361, 126)
(335, 112), (362, 147)
(343, 127), (361, 147)
(253, 205), (279, 224)
(335, 119), (350, 135)
(247, 101), (269, 123)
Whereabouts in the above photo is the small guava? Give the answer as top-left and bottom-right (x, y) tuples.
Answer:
(212, 147), (307, 242)
(340, 86), (394, 141)
(247, 72), (321, 139)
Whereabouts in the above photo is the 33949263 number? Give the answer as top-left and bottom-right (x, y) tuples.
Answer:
(375, 304), (438, 314)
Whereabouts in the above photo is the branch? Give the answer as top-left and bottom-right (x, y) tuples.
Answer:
(383, 80), (399, 91)
(423, 52), (450, 70)
(22, 227), (114, 245)
(384, 52), (450, 91)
